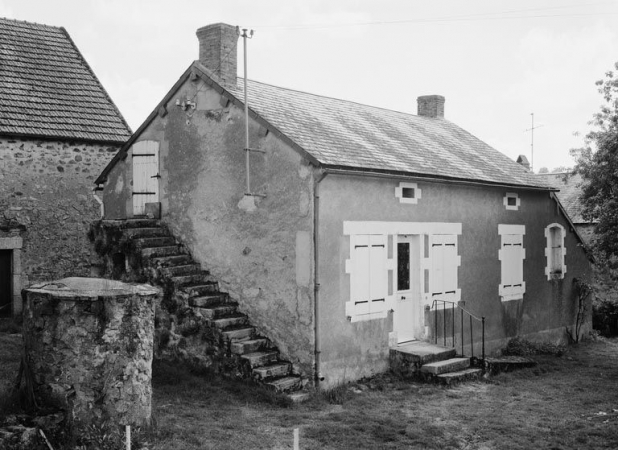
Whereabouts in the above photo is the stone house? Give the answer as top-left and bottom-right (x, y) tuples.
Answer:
(0, 17), (131, 316)
(94, 23), (592, 388)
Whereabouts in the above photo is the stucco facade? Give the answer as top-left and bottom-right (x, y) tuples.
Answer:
(100, 78), (316, 375)
(316, 173), (591, 386)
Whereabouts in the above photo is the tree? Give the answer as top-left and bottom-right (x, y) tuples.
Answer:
(571, 61), (618, 258)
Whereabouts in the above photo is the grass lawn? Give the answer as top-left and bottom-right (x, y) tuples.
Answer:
(1, 322), (617, 449)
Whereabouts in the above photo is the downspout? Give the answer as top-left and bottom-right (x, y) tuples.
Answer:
(92, 185), (105, 219)
(314, 170), (328, 387)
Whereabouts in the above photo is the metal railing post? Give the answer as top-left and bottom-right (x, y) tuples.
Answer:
(482, 317), (486, 362)
(443, 302), (446, 347)
(469, 315), (473, 359)
(461, 308), (464, 356)
(451, 302), (455, 348)
(434, 301), (437, 344)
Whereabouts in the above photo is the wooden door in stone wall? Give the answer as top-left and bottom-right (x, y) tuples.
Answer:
(132, 141), (160, 216)
(0, 250), (11, 317)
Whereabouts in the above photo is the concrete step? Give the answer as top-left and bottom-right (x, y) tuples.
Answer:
(390, 341), (457, 378)
(484, 356), (537, 375)
(141, 245), (183, 258)
(241, 351), (279, 367)
(253, 362), (291, 380)
(149, 254), (194, 268)
(421, 357), (470, 375)
(161, 264), (202, 277)
(189, 294), (230, 308)
(123, 227), (169, 239)
(181, 282), (220, 297)
(436, 368), (483, 385)
(231, 338), (271, 355)
(221, 326), (254, 341)
(266, 376), (303, 393)
(134, 236), (176, 248)
(194, 304), (238, 320)
(213, 314), (247, 329)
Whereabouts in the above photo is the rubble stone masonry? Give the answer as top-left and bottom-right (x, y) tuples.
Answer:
(0, 136), (121, 312)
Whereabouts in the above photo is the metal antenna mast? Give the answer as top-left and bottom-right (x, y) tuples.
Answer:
(525, 113), (543, 172)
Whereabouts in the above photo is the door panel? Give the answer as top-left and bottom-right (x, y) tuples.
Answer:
(132, 141), (159, 216)
(395, 235), (423, 344)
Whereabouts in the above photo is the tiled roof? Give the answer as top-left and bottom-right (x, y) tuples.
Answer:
(222, 71), (549, 189)
(536, 172), (592, 224)
(0, 17), (131, 143)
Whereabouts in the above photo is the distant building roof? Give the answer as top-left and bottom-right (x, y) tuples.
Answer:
(536, 172), (592, 224)
(0, 17), (131, 144)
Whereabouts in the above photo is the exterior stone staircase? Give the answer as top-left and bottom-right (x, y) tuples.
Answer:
(89, 219), (305, 393)
(390, 341), (484, 384)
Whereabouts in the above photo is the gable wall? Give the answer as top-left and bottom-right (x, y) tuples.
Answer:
(317, 174), (591, 387)
(101, 77), (316, 376)
(0, 136), (120, 314)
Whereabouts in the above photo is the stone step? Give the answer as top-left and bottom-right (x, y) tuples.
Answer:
(266, 376), (303, 393)
(221, 326), (254, 341)
(161, 264), (202, 277)
(149, 254), (194, 268)
(194, 304), (238, 320)
(189, 294), (230, 308)
(421, 357), (470, 375)
(484, 356), (537, 375)
(213, 314), (247, 329)
(231, 338), (271, 355)
(123, 227), (169, 239)
(389, 342), (457, 378)
(170, 273), (210, 287)
(241, 351), (279, 367)
(134, 236), (176, 248)
(141, 245), (183, 259)
(253, 362), (291, 380)
(181, 282), (220, 297)
(103, 218), (160, 229)
(436, 368), (483, 385)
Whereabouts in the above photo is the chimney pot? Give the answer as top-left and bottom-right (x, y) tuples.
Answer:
(417, 95), (445, 118)
(196, 23), (239, 88)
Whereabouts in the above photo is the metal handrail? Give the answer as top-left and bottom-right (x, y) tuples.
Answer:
(431, 299), (485, 363)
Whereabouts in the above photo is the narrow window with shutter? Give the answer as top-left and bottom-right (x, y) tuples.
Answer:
(498, 225), (526, 301)
(545, 223), (566, 280)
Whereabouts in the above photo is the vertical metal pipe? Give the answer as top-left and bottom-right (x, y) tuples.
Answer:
(460, 308), (464, 356)
(243, 29), (250, 195)
(434, 302), (437, 345)
(451, 303), (455, 348)
(482, 317), (486, 362)
(442, 302), (446, 347)
(469, 315), (474, 359)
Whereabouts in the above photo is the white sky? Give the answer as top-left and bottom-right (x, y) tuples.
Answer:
(3, 0), (618, 172)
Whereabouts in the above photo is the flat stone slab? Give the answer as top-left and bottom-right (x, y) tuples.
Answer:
(485, 356), (537, 375)
(437, 368), (483, 384)
(421, 357), (470, 375)
(393, 341), (457, 363)
(26, 277), (159, 298)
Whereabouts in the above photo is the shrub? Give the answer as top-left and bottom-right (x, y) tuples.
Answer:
(593, 298), (618, 336)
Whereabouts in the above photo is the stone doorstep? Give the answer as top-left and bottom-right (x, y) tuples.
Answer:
(213, 314), (247, 329)
(436, 368), (483, 384)
(391, 342), (457, 365)
(189, 294), (230, 308)
(241, 351), (279, 367)
(231, 338), (270, 355)
(420, 357), (471, 375)
(134, 236), (176, 248)
(181, 282), (219, 296)
(266, 376), (303, 393)
(161, 264), (202, 277)
(123, 227), (169, 239)
(253, 362), (291, 380)
(103, 218), (160, 229)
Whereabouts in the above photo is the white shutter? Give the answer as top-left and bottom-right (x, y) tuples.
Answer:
(499, 230), (525, 300)
(352, 235), (371, 315)
(132, 141), (159, 215)
(431, 235), (445, 296)
(442, 235), (458, 294)
(369, 235), (387, 313)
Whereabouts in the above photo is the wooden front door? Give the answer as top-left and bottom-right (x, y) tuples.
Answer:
(0, 250), (11, 317)
(132, 140), (160, 216)
(395, 235), (423, 343)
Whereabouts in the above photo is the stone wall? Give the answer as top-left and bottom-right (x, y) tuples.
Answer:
(0, 136), (122, 312)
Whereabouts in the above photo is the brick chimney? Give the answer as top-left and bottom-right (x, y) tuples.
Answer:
(196, 23), (239, 87)
(417, 95), (445, 118)
(516, 155), (531, 171)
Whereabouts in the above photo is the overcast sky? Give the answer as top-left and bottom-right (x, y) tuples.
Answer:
(3, 0), (618, 172)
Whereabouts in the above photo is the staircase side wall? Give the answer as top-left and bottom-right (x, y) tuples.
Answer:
(99, 79), (316, 378)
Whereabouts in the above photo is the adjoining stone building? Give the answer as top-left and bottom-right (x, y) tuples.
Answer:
(0, 17), (132, 316)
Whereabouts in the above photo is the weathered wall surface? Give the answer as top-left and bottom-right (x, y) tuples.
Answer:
(0, 136), (119, 305)
(101, 77), (316, 377)
(317, 174), (592, 387)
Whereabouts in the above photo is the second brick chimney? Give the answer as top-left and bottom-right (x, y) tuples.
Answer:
(196, 23), (239, 88)
(417, 95), (445, 118)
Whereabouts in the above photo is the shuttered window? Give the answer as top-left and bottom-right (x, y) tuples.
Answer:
(346, 234), (390, 321)
(545, 223), (566, 280)
(429, 234), (461, 301)
(499, 225), (526, 301)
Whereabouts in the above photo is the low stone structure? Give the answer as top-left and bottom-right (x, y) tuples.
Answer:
(22, 277), (159, 430)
